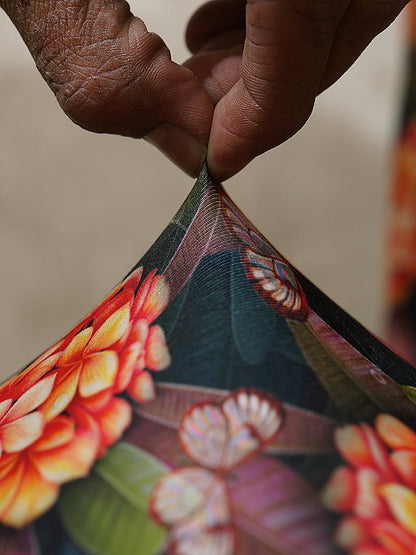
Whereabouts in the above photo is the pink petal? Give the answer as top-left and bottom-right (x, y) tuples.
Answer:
(145, 325), (171, 371)
(40, 365), (81, 422)
(2, 412), (44, 453)
(1, 460), (58, 528)
(4, 374), (56, 424)
(86, 304), (131, 353)
(79, 351), (118, 397)
(59, 327), (93, 365)
(127, 371), (156, 403)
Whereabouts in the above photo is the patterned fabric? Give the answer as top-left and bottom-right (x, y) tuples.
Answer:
(1, 164), (416, 554)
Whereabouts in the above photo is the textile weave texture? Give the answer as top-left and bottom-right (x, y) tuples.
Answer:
(0, 165), (416, 554)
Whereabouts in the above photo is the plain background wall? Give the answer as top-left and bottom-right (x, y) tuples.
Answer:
(0, 2), (408, 381)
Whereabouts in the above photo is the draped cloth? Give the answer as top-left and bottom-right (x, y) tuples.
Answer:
(0, 162), (416, 554)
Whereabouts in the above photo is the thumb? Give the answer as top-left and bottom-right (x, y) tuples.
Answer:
(207, 0), (349, 180)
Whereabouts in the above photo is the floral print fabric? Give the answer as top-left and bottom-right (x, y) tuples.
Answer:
(1, 165), (416, 554)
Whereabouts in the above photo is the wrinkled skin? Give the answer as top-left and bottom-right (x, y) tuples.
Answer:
(1, 0), (409, 179)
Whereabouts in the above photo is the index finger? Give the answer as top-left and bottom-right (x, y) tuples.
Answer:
(207, 0), (351, 180)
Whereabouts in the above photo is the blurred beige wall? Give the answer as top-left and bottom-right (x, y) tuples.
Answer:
(0, 2), (406, 381)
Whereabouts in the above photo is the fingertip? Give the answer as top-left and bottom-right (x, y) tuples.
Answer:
(144, 124), (208, 177)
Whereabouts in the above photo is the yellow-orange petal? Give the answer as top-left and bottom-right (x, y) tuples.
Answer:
(335, 425), (370, 469)
(126, 370), (156, 403)
(145, 325), (171, 371)
(376, 414), (416, 451)
(2, 412), (44, 453)
(0, 452), (18, 480)
(4, 374), (56, 424)
(361, 424), (396, 480)
(0, 399), (12, 421)
(390, 450), (416, 489)
(335, 517), (369, 549)
(31, 405), (99, 484)
(131, 270), (156, 317)
(40, 365), (81, 422)
(31, 427), (98, 484)
(95, 397), (132, 448)
(77, 389), (112, 412)
(321, 465), (356, 512)
(78, 351), (118, 397)
(372, 519), (416, 555)
(86, 304), (131, 353)
(59, 327), (93, 365)
(115, 342), (142, 393)
(138, 275), (169, 322)
(1, 461), (59, 528)
(3, 353), (61, 400)
(33, 415), (75, 452)
(0, 456), (23, 517)
(355, 468), (389, 520)
(380, 483), (416, 536)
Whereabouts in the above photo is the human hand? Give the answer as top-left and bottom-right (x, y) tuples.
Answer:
(185, 0), (409, 180)
(0, 0), (213, 177)
(1, 0), (408, 181)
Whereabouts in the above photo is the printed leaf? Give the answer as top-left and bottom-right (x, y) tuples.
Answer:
(289, 313), (416, 420)
(135, 383), (336, 454)
(230, 455), (340, 555)
(158, 252), (325, 412)
(230, 260), (276, 364)
(59, 442), (168, 555)
(401, 384), (416, 404)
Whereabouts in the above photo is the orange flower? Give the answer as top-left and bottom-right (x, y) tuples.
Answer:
(0, 347), (63, 459)
(0, 266), (171, 527)
(322, 415), (416, 554)
(114, 270), (171, 403)
(40, 268), (170, 418)
(0, 405), (99, 528)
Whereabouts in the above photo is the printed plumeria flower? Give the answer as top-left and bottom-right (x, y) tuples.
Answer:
(0, 348), (62, 459)
(0, 267), (171, 527)
(150, 389), (282, 554)
(322, 414), (416, 555)
(40, 268), (170, 419)
(0, 404), (99, 528)
(114, 270), (171, 403)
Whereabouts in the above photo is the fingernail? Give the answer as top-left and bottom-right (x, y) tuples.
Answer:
(144, 124), (207, 177)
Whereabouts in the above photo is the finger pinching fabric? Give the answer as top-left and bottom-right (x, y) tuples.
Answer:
(1, 165), (416, 555)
